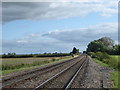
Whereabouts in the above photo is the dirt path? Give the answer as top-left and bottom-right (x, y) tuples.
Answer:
(80, 56), (114, 88)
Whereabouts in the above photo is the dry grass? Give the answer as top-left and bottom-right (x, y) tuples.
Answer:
(1, 56), (76, 75)
(2, 57), (60, 65)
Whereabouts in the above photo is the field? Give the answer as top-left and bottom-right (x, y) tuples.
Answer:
(2, 57), (59, 65)
(93, 55), (120, 88)
(2, 55), (76, 75)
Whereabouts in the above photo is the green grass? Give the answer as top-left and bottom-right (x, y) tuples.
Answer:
(109, 55), (119, 70)
(110, 55), (120, 88)
(111, 71), (120, 88)
(93, 58), (109, 67)
(93, 55), (120, 88)
(2, 55), (77, 75)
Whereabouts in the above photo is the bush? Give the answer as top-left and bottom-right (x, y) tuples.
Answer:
(95, 52), (103, 61)
(95, 52), (110, 61)
(103, 59), (109, 64)
(52, 59), (56, 62)
(102, 52), (110, 59)
(108, 57), (118, 69)
(87, 52), (96, 58)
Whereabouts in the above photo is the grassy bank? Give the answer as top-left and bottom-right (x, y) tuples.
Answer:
(93, 55), (120, 88)
(2, 55), (77, 75)
(93, 58), (109, 67)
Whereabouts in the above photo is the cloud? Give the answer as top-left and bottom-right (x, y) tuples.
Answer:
(2, 22), (118, 54)
(2, 0), (118, 23)
(16, 40), (28, 43)
(2, 39), (79, 54)
(43, 22), (118, 43)
(15, 33), (41, 43)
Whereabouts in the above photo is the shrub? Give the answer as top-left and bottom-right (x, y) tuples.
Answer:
(95, 52), (110, 61)
(108, 57), (118, 69)
(103, 59), (109, 64)
(52, 59), (56, 62)
(87, 52), (96, 58)
(95, 52), (103, 61)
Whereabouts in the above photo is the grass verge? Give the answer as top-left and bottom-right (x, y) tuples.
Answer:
(93, 58), (109, 67)
(93, 58), (120, 88)
(111, 71), (120, 88)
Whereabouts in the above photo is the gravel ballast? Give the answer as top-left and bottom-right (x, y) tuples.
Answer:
(78, 56), (114, 88)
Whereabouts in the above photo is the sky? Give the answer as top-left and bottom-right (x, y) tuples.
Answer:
(2, 0), (119, 54)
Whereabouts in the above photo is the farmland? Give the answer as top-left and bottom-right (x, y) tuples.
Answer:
(2, 55), (76, 75)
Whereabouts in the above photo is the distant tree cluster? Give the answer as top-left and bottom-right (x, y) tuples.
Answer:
(36, 52), (70, 57)
(71, 47), (79, 54)
(2, 52), (71, 58)
(86, 37), (120, 55)
(2, 53), (34, 58)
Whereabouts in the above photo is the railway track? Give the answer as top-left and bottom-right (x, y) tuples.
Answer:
(34, 55), (88, 89)
(2, 55), (86, 88)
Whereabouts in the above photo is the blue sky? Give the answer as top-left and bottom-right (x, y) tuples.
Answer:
(2, 0), (118, 54)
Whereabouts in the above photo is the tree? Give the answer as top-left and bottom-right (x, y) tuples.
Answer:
(71, 47), (79, 54)
(86, 37), (115, 54)
(83, 51), (86, 54)
(98, 37), (114, 47)
(112, 45), (120, 55)
(86, 40), (105, 52)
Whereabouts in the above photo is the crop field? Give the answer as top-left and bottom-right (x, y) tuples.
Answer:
(2, 56), (76, 75)
(2, 57), (59, 65)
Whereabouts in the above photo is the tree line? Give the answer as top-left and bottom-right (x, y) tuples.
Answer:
(1, 47), (80, 58)
(1, 53), (71, 58)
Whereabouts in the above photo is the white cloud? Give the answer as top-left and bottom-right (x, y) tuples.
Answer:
(2, 0), (118, 23)
(15, 33), (41, 43)
(2, 22), (118, 53)
(16, 40), (28, 43)
(3, 39), (78, 54)
(43, 22), (118, 43)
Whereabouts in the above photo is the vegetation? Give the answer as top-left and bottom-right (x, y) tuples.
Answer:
(1, 52), (71, 58)
(1, 47), (80, 58)
(71, 47), (79, 54)
(86, 37), (119, 55)
(1, 47), (80, 75)
(2, 56), (76, 75)
(88, 51), (120, 88)
(88, 52), (119, 70)
(93, 55), (120, 88)
(86, 37), (120, 88)
(111, 71), (120, 88)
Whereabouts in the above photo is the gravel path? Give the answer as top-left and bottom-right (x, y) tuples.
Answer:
(79, 56), (114, 88)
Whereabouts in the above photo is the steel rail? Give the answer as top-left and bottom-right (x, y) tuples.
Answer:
(33, 56), (86, 90)
(0, 55), (83, 81)
(2, 55), (83, 88)
(3, 63), (65, 88)
(65, 57), (88, 89)
(2, 56), (79, 81)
